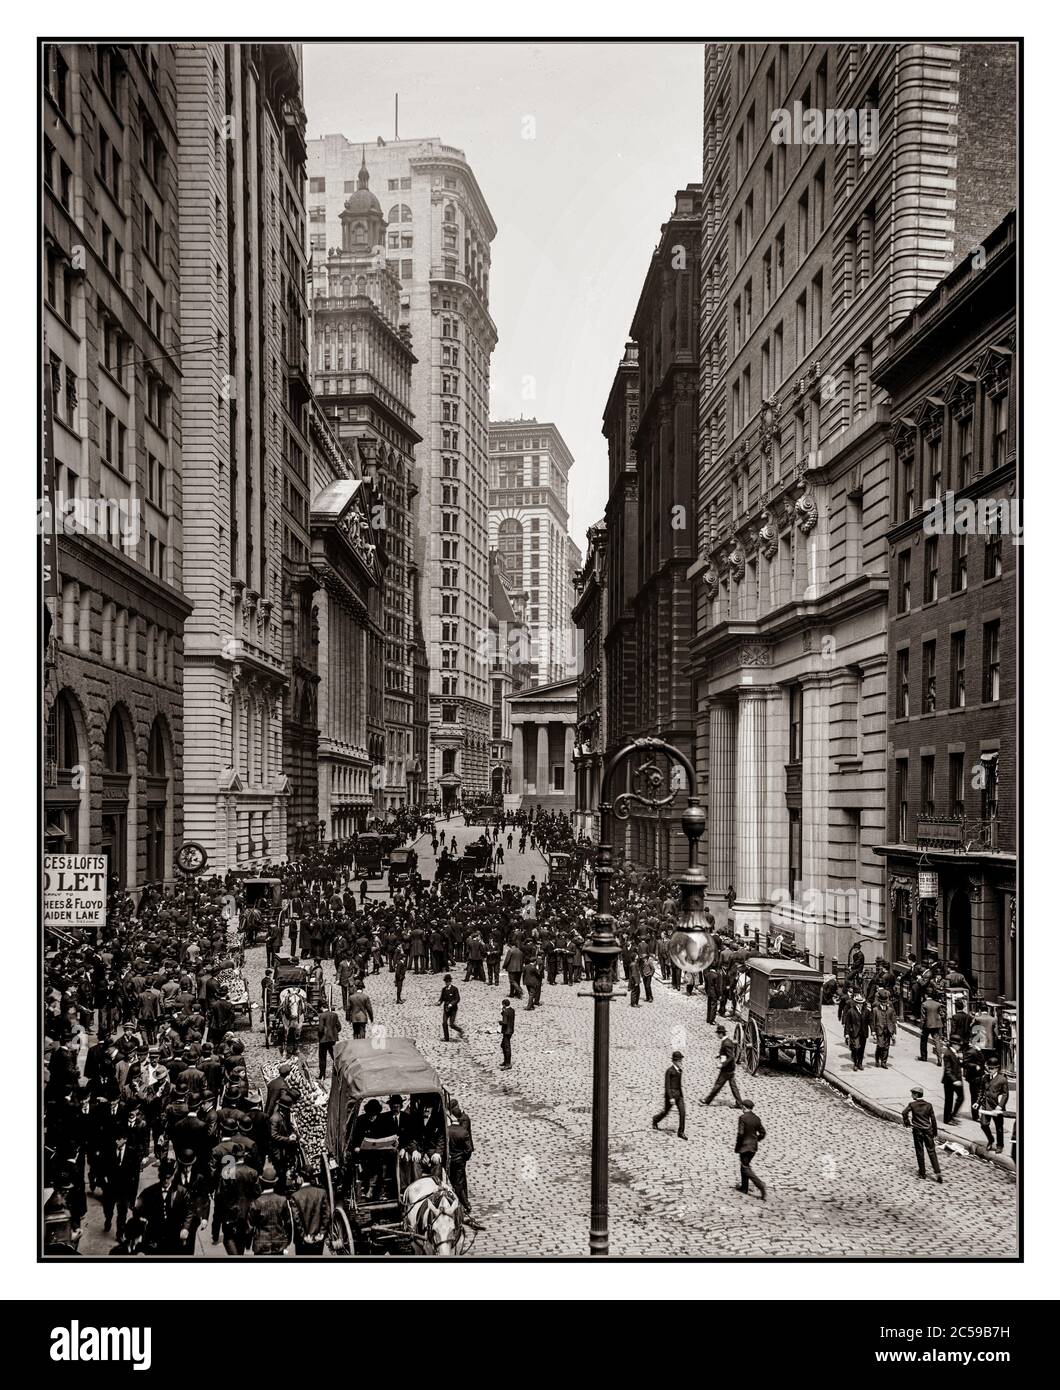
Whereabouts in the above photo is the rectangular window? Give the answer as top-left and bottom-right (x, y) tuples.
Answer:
(950, 633), (966, 708)
(896, 649), (909, 718)
(985, 512), (1003, 579)
(992, 389), (1009, 466)
(798, 189), (809, 258)
(795, 292), (806, 360)
(922, 641), (936, 714)
(788, 809), (802, 901)
(920, 755), (935, 816)
(952, 533), (969, 592)
(810, 271), (823, 344)
(926, 435), (942, 501)
(949, 753), (965, 817)
(896, 759), (908, 842)
(983, 620), (1001, 703)
(789, 683), (802, 763)
(957, 413), (974, 488)
(897, 551), (911, 613)
(924, 536), (939, 603)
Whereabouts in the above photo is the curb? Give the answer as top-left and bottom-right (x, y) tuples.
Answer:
(822, 1066), (1015, 1174)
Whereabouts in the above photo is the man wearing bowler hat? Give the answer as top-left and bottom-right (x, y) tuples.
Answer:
(652, 1050), (687, 1138)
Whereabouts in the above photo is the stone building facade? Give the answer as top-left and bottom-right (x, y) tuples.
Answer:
(689, 42), (1017, 963)
(873, 213), (1016, 1001)
(309, 154), (420, 812)
(43, 43), (190, 889)
(308, 135), (497, 807)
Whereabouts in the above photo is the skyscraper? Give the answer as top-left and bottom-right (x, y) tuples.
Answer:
(488, 418), (579, 687)
(308, 135), (497, 808)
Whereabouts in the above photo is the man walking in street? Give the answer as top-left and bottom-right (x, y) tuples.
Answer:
(942, 1037), (965, 1123)
(640, 952), (655, 1003)
(844, 992), (871, 1071)
(317, 1000), (342, 1080)
(902, 1085), (943, 1182)
(734, 1098), (767, 1199)
(919, 990), (943, 1063)
(393, 944), (407, 1004)
(700, 1024), (743, 1108)
(503, 941), (524, 998)
(500, 999), (515, 1069)
(446, 1099), (482, 1228)
(977, 1062), (1010, 1153)
(652, 1050), (687, 1138)
(346, 981), (374, 1040)
(439, 975), (464, 1041)
(871, 989), (897, 1068)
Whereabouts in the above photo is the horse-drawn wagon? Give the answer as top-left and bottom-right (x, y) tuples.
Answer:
(387, 846), (418, 892)
(265, 958), (324, 1050)
(732, 956), (827, 1077)
(320, 1038), (473, 1256)
(353, 833), (387, 880)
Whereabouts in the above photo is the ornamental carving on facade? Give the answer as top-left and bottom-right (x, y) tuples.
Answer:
(758, 396), (781, 457)
(758, 511), (779, 559)
(728, 542), (745, 581)
(736, 642), (770, 668)
(978, 348), (1012, 399)
(703, 562), (720, 600)
(888, 873), (916, 912)
(794, 488), (818, 534)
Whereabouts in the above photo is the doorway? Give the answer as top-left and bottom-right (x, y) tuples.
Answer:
(949, 889), (972, 978)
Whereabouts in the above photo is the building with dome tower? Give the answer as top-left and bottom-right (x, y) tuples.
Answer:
(308, 134), (497, 809)
(309, 153), (422, 812)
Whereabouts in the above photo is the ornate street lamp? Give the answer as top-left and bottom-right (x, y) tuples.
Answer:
(582, 736), (713, 1256)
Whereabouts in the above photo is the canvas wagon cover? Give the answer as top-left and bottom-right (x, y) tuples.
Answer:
(326, 1037), (444, 1154)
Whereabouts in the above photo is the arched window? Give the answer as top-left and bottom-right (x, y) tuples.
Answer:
(45, 691), (85, 851)
(102, 707), (130, 887)
(145, 717), (168, 882)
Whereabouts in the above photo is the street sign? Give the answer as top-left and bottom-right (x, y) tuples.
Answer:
(43, 853), (108, 929)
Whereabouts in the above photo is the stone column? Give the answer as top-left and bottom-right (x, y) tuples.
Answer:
(511, 722), (524, 794)
(799, 674), (832, 960)
(708, 701), (736, 898)
(563, 724), (575, 796)
(536, 723), (550, 795)
(735, 687), (770, 910)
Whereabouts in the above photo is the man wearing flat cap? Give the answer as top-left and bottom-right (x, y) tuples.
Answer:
(902, 1086), (943, 1183)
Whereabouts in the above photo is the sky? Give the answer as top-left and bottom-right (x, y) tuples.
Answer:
(303, 41), (704, 550)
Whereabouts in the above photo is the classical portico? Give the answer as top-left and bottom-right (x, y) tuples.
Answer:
(507, 676), (577, 812)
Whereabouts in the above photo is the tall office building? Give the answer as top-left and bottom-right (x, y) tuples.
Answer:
(488, 419), (580, 687)
(690, 42), (1017, 961)
(308, 135), (497, 808)
(309, 153), (421, 812)
(177, 42), (314, 869)
(43, 43), (190, 888)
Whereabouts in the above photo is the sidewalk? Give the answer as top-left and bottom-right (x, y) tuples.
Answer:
(821, 1009), (1015, 1171)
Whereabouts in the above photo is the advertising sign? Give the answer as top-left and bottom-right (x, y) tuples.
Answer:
(43, 854), (108, 929)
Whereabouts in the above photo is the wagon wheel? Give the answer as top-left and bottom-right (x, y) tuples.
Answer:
(319, 1152), (335, 1212)
(732, 1019), (745, 1066)
(745, 1017), (761, 1075)
(813, 1034), (827, 1078)
(328, 1207), (355, 1257)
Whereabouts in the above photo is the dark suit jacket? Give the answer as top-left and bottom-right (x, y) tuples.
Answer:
(663, 1064), (684, 1100)
(735, 1111), (766, 1155)
(100, 1139), (144, 1200)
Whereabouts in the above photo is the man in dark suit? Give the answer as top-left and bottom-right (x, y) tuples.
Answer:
(942, 1039), (965, 1123)
(701, 1024), (744, 1107)
(844, 992), (872, 1071)
(652, 1051), (687, 1138)
(317, 1003), (342, 1080)
(99, 1125), (146, 1239)
(902, 1085), (942, 1182)
(735, 1098), (767, 1199)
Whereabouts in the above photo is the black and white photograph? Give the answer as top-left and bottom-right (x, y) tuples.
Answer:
(26, 18), (1041, 1317)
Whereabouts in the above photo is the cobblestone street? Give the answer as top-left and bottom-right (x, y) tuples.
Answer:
(241, 819), (1017, 1259)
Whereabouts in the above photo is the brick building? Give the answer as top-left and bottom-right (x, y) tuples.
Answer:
(625, 184), (701, 872)
(873, 212), (1016, 1000)
(689, 42), (1017, 961)
(43, 43), (190, 888)
(572, 522), (607, 839)
(601, 341), (639, 861)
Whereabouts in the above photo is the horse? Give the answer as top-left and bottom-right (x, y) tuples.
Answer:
(401, 1174), (473, 1257)
(279, 985), (306, 1055)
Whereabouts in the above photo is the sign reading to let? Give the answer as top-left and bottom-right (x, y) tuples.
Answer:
(44, 854), (108, 928)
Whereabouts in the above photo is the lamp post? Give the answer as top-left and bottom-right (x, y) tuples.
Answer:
(582, 736), (712, 1257)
